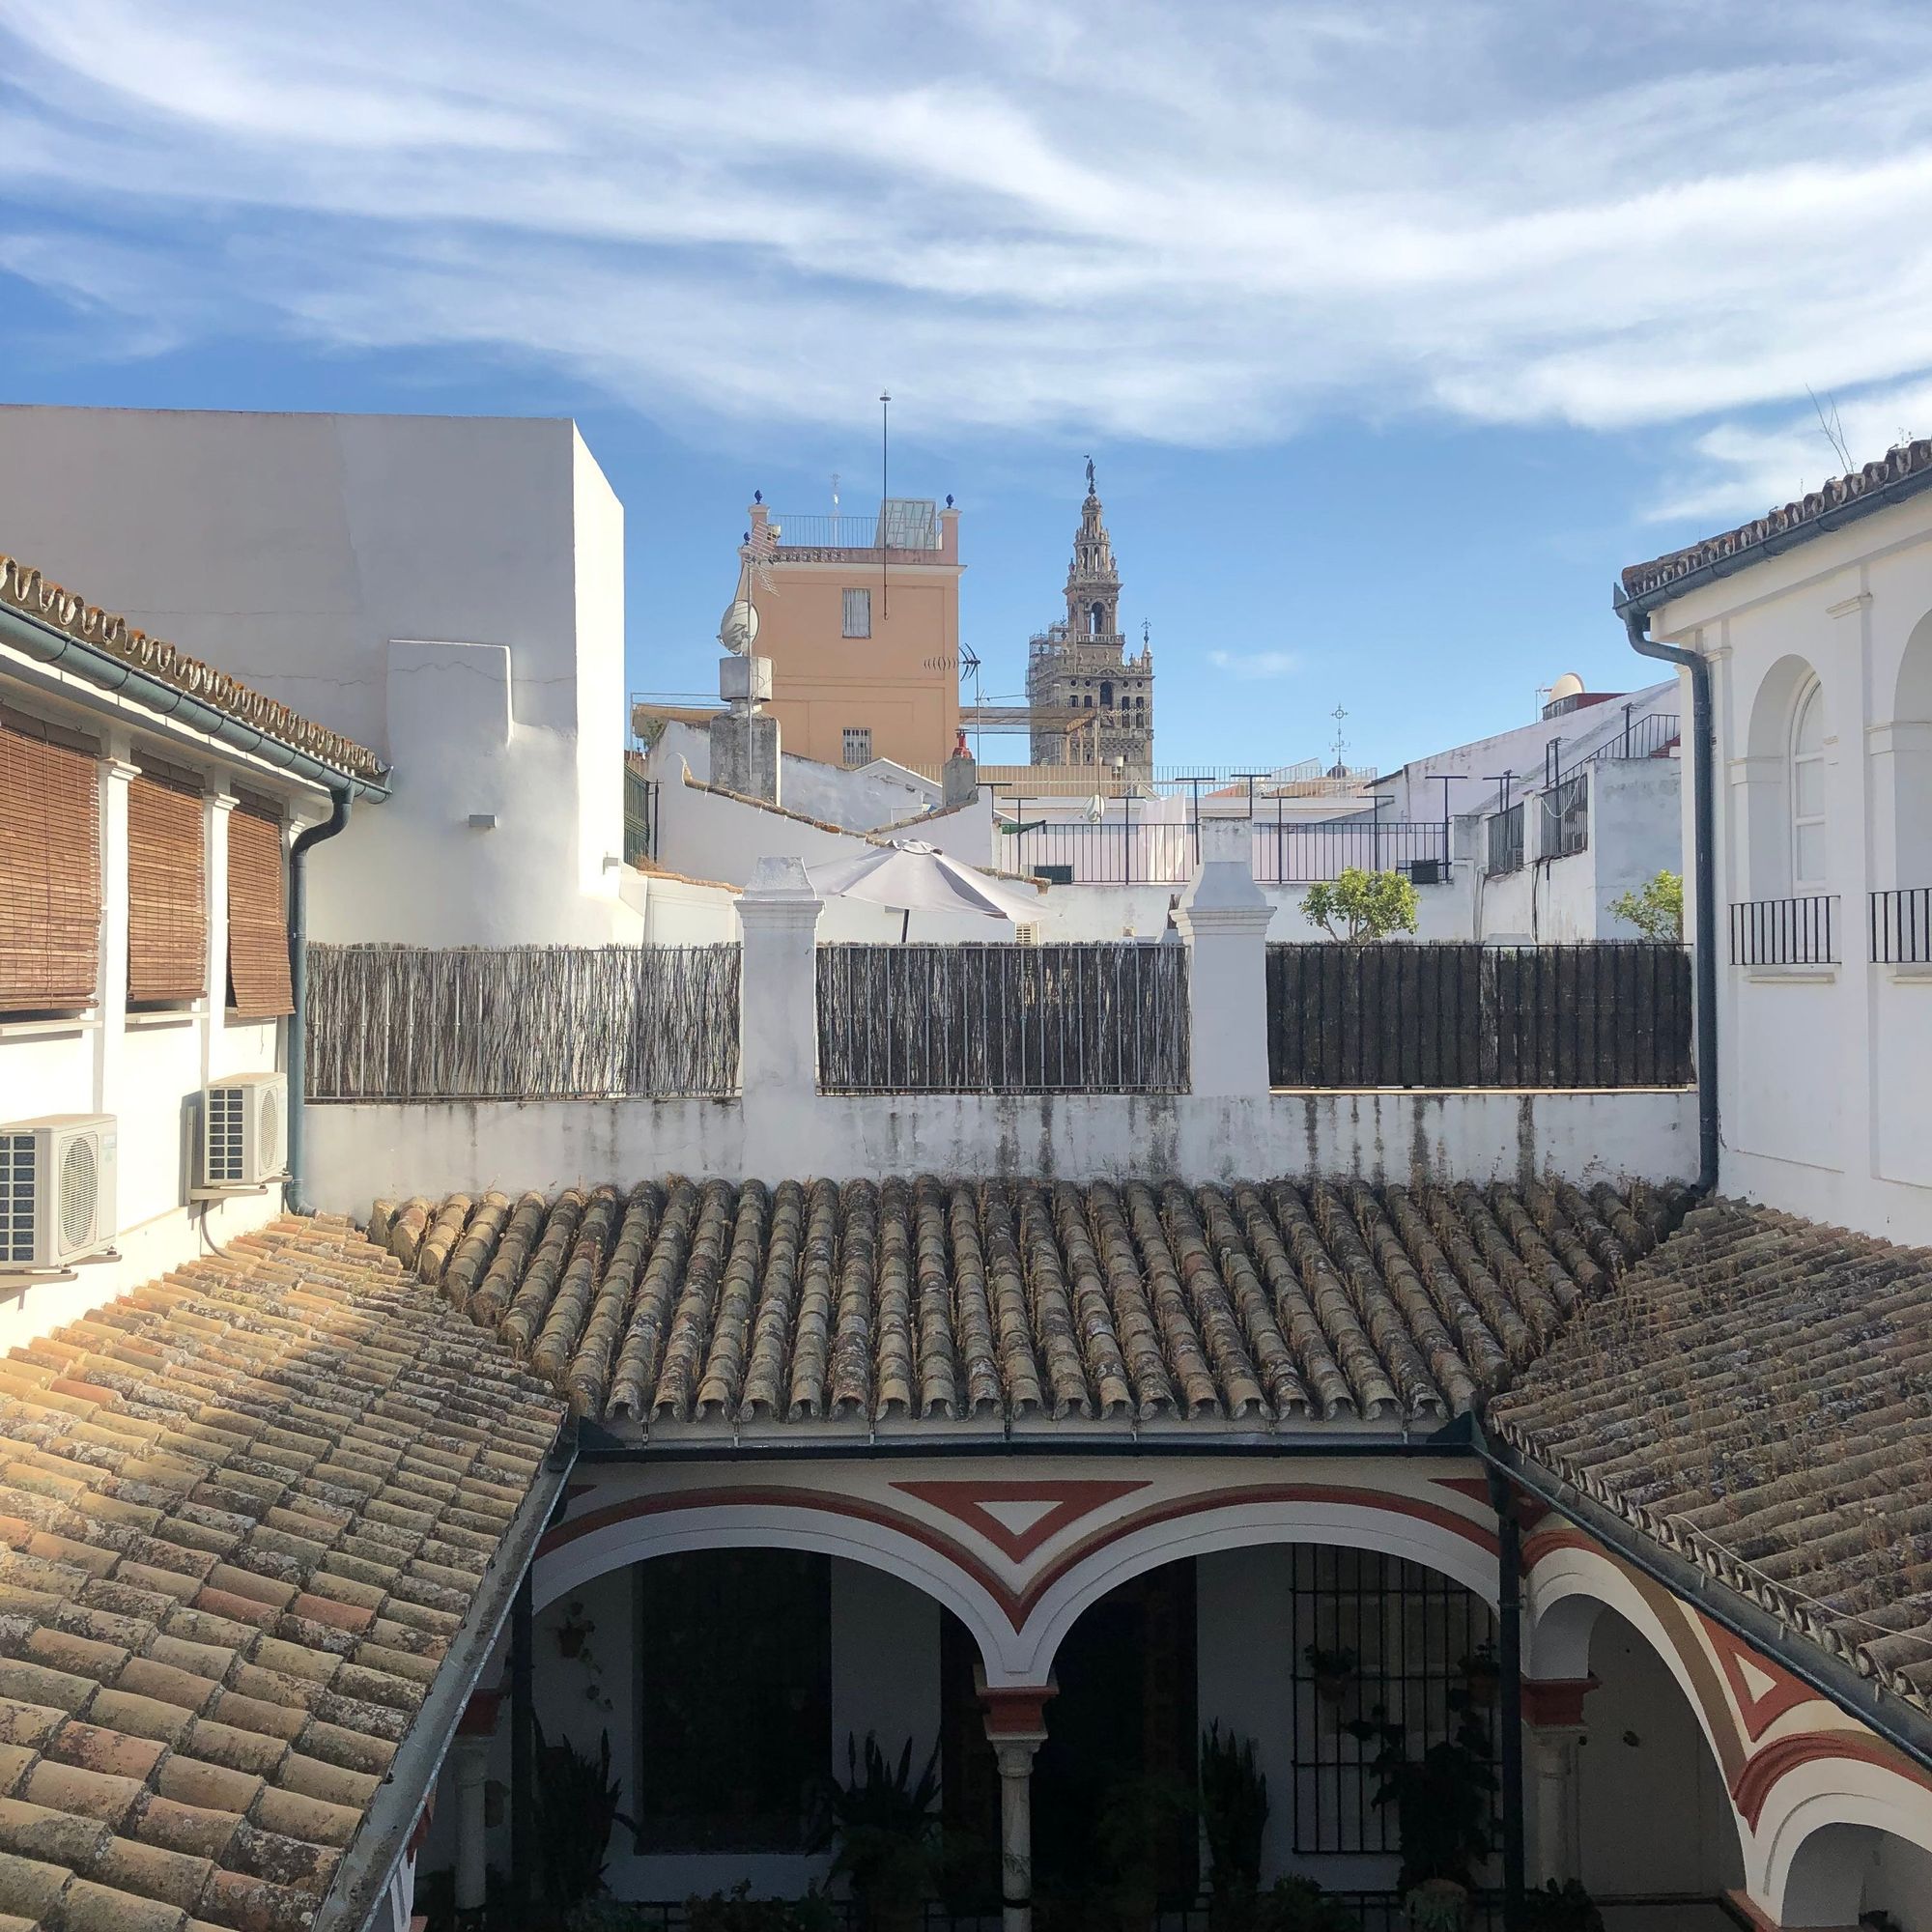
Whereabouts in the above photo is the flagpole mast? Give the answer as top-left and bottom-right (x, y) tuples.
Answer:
(880, 390), (891, 623)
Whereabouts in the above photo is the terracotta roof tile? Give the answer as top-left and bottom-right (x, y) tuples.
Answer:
(1620, 437), (1932, 604)
(402, 1176), (1687, 1432)
(1491, 1199), (1932, 1712)
(0, 554), (383, 784)
(0, 1217), (564, 1931)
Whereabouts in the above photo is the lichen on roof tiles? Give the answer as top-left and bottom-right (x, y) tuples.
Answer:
(381, 1176), (1684, 1433)
(0, 1216), (563, 1932)
(1490, 1198), (1932, 1712)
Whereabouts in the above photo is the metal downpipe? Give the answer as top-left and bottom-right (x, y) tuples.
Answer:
(1620, 602), (1719, 1194)
(287, 789), (352, 1214)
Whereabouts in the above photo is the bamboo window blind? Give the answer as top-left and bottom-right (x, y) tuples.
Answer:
(226, 793), (294, 1019)
(0, 709), (101, 1013)
(128, 761), (208, 1006)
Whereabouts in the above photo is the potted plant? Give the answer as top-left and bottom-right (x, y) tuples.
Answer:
(815, 1733), (941, 1932)
(555, 1601), (595, 1660)
(1094, 1772), (1194, 1932)
(533, 1724), (634, 1921)
(1254, 1876), (1357, 1932)
(1200, 1723), (1268, 1932)
(1458, 1641), (1501, 1708)
(1344, 1703), (1496, 1931)
(1518, 1879), (1605, 1932)
(1302, 1645), (1359, 1709)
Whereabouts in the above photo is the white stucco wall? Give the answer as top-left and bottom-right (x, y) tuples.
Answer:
(1649, 484), (1932, 1243)
(1473, 758), (1682, 945)
(645, 720), (942, 835)
(304, 1086), (1693, 1209)
(0, 405), (639, 947)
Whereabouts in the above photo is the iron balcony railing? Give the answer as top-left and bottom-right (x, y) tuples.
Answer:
(1579, 707), (1681, 767)
(999, 817), (1451, 887)
(771, 507), (942, 552)
(1541, 771), (1589, 859)
(1872, 886), (1932, 963)
(1731, 894), (1839, 966)
(1486, 803), (1524, 877)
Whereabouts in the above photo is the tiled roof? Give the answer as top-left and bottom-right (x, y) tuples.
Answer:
(1620, 438), (1932, 605)
(1491, 1200), (1932, 1712)
(0, 556), (384, 784)
(0, 1215), (563, 1932)
(375, 1178), (1685, 1434)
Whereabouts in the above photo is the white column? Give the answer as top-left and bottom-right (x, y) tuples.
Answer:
(995, 1739), (1040, 1932)
(979, 1681), (1054, 1932)
(95, 754), (139, 1116)
(1522, 1677), (1594, 1887)
(1528, 1726), (1583, 1886)
(736, 858), (824, 1169)
(451, 1731), (492, 1924)
(1176, 815), (1272, 1096)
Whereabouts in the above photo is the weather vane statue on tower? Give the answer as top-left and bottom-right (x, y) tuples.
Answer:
(1085, 454), (1095, 495)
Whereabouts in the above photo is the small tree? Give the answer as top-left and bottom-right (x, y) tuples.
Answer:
(1300, 867), (1420, 941)
(1609, 869), (1683, 940)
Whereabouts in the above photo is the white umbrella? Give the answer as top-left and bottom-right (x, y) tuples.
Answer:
(807, 839), (1040, 940)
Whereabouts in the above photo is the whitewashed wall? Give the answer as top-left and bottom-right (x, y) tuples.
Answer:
(1473, 758), (1682, 945)
(647, 720), (941, 835)
(0, 406), (639, 947)
(1651, 486), (1932, 1243)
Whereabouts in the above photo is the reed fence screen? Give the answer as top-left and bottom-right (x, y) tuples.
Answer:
(307, 943), (741, 1099)
(816, 942), (1189, 1094)
(1265, 941), (1691, 1089)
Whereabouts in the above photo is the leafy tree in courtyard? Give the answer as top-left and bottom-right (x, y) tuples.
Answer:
(1609, 868), (1683, 940)
(1300, 867), (1420, 941)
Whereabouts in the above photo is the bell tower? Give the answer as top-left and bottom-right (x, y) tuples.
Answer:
(1026, 459), (1154, 777)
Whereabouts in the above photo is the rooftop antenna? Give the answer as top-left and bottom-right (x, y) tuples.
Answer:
(879, 391), (892, 623)
(959, 643), (983, 761)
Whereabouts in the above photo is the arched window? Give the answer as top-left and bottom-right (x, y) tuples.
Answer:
(1090, 601), (1105, 636)
(1791, 679), (1827, 889)
(1100, 681), (1114, 709)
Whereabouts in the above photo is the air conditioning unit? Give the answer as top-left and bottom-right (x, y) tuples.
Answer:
(202, 1072), (288, 1188)
(1408, 858), (1444, 886)
(0, 1116), (119, 1270)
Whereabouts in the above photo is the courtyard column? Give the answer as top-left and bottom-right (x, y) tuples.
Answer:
(736, 858), (824, 1168)
(1175, 815), (1272, 1097)
(450, 1688), (500, 1929)
(978, 1680), (1056, 1932)
(1521, 1679), (1595, 1887)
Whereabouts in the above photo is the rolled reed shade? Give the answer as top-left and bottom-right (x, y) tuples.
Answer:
(128, 763), (208, 1004)
(226, 794), (294, 1018)
(0, 710), (101, 1013)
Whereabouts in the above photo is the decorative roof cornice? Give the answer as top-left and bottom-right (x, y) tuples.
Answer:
(0, 553), (385, 782)
(1620, 438), (1932, 607)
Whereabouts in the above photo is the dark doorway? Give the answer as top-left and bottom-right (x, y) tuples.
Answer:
(941, 1562), (1198, 1922)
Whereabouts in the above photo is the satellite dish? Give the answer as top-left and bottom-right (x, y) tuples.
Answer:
(719, 598), (759, 656)
(1550, 670), (1585, 701)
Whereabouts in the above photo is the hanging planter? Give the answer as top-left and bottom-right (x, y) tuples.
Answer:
(1458, 1641), (1501, 1709)
(1302, 1644), (1359, 1709)
(555, 1602), (594, 1661)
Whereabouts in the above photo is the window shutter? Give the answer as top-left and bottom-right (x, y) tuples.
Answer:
(0, 710), (101, 1013)
(226, 794), (293, 1019)
(128, 762), (208, 1005)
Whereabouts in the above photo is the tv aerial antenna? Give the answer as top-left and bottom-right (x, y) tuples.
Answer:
(959, 643), (984, 759)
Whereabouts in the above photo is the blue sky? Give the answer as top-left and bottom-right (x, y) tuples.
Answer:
(3, 1), (1931, 775)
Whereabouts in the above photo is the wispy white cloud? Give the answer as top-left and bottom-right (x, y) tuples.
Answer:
(1208, 649), (1300, 679)
(1646, 377), (1932, 524)
(1, 0), (1931, 479)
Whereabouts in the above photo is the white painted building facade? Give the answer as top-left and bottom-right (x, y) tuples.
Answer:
(0, 405), (639, 948)
(1627, 452), (1932, 1244)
